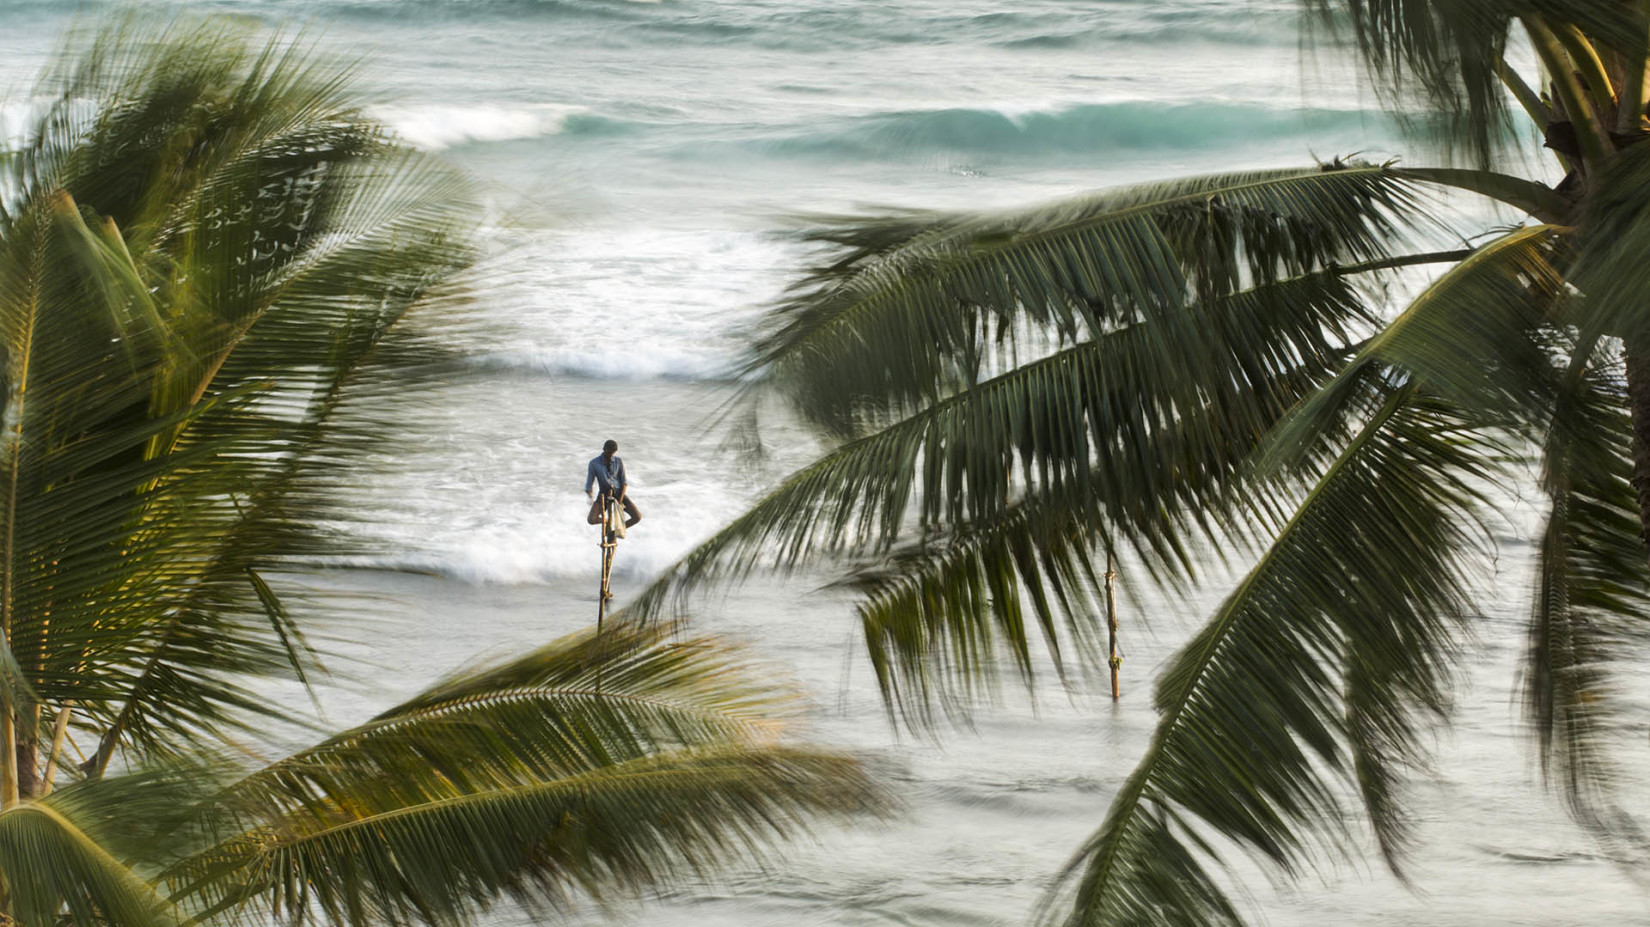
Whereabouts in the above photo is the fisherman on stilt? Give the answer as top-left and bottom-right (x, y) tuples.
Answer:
(586, 439), (642, 534)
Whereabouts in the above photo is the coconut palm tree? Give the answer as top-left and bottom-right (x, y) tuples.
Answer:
(631, 2), (1650, 924)
(0, 18), (884, 927)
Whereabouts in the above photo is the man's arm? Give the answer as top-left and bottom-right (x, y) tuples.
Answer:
(615, 458), (628, 500)
(584, 459), (596, 497)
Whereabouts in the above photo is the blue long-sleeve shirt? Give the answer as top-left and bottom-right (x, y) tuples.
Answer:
(585, 454), (628, 495)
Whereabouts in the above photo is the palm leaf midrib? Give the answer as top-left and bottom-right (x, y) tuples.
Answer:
(2, 213), (48, 646)
(263, 684), (779, 762)
(231, 749), (805, 850)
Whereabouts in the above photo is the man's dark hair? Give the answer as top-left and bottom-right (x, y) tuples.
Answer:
(603, 439), (619, 453)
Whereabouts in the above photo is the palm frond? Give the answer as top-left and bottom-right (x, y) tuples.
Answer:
(1397, 167), (1572, 223)
(184, 748), (881, 927)
(222, 621), (799, 817)
(0, 19), (479, 773)
(756, 164), (1427, 436)
(1041, 384), (1490, 927)
(0, 788), (181, 927)
(1302, 0), (1645, 165)
(1574, 141), (1650, 346)
(632, 271), (1375, 627)
(1527, 345), (1650, 838)
(173, 622), (888, 927)
(1263, 225), (1567, 480)
(844, 494), (1107, 729)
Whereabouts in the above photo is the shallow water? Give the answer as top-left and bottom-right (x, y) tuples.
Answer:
(2, 0), (1647, 923)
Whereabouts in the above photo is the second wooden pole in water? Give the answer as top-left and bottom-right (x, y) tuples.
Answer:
(1106, 553), (1120, 699)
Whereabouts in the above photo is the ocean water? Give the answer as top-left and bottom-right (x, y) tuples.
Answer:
(1, 1), (1646, 924)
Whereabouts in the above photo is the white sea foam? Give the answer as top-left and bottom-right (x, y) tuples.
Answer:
(373, 102), (590, 150)
(335, 473), (753, 584)
(471, 345), (730, 381)
(466, 226), (796, 381)
(0, 101), (34, 151)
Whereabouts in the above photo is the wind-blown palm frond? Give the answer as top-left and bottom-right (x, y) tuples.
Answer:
(1041, 384), (1489, 927)
(652, 0), (1650, 922)
(0, 18), (479, 780)
(0, 775), (189, 927)
(756, 271), (1393, 727)
(756, 164), (1429, 436)
(1574, 142), (1650, 347)
(1526, 346), (1650, 838)
(843, 494), (1106, 728)
(3, 16), (885, 927)
(1303, 0), (1645, 165)
(1264, 225), (1568, 476)
(1044, 224), (1573, 922)
(172, 622), (888, 927)
(634, 269), (1381, 625)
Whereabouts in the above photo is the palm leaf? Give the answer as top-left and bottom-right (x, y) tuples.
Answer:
(0, 20), (479, 775)
(1041, 384), (1490, 927)
(1526, 345), (1650, 839)
(1573, 140), (1650, 346)
(1263, 225), (1567, 480)
(632, 271), (1377, 625)
(186, 748), (881, 927)
(171, 622), (889, 927)
(1302, 0), (1645, 165)
(755, 164), (1428, 436)
(0, 790), (180, 927)
(843, 494), (1107, 729)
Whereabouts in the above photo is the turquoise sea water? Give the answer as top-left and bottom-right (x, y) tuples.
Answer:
(0, 1), (1645, 924)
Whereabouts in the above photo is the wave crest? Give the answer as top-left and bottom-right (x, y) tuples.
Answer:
(762, 101), (1385, 160)
(374, 102), (595, 150)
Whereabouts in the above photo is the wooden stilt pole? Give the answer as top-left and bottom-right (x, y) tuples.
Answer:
(1106, 553), (1120, 699)
(595, 495), (619, 692)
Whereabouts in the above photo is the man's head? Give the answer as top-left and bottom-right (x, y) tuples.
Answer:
(602, 439), (618, 458)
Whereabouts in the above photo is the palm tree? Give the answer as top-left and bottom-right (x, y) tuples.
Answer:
(630, 3), (1650, 924)
(0, 18), (884, 927)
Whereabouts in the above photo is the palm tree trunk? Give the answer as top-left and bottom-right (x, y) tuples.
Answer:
(1622, 340), (1650, 557)
(15, 732), (36, 800)
(39, 704), (70, 797)
(1, 705), (15, 808)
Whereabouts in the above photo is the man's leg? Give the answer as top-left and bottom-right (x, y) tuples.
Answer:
(587, 497), (604, 525)
(622, 497), (642, 528)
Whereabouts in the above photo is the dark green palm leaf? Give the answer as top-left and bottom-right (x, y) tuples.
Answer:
(1527, 345), (1650, 839)
(173, 621), (888, 927)
(844, 494), (1106, 729)
(1042, 384), (1489, 927)
(1303, 0), (1644, 165)
(633, 271), (1376, 624)
(757, 164), (1428, 436)
(1263, 224), (1567, 481)
(0, 20), (479, 776)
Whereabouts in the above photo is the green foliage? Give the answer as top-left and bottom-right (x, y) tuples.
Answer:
(1302, 0), (1645, 165)
(637, 3), (1650, 922)
(0, 16), (885, 927)
(1043, 386), (1488, 926)
(753, 166), (1423, 438)
(1527, 349), (1650, 839)
(169, 622), (887, 927)
(0, 16), (480, 774)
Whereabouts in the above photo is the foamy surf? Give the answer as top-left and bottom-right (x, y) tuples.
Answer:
(373, 102), (591, 150)
(330, 481), (748, 584)
(460, 227), (795, 381)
